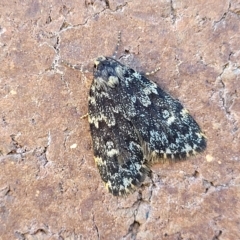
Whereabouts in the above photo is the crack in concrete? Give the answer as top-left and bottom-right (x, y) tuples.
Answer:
(218, 57), (239, 134)
(61, 1), (127, 31)
(125, 220), (140, 240)
(164, 231), (183, 239)
(170, 0), (177, 24)
(104, 0), (110, 9)
(43, 1), (128, 78)
(121, 185), (154, 239)
(63, 128), (70, 150)
(92, 213), (100, 240)
(36, 146), (49, 167)
(7, 134), (26, 155)
(212, 230), (223, 240)
(0, 185), (10, 197)
(0, 135), (29, 162)
(213, 1), (231, 30)
(1, 115), (7, 127)
(14, 225), (49, 240)
(203, 179), (214, 193)
(0, 150), (32, 162)
(203, 175), (238, 194)
(0, 133), (52, 177)
(36, 131), (51, 167)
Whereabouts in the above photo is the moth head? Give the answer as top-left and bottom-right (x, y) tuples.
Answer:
(93, 56), (120, 88)
(94, 56), (106, 70)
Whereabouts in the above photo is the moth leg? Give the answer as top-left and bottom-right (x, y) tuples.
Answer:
(80, 113), (88, 119)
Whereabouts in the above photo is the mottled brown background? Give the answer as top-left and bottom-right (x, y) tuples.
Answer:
(0, 0), (240, 239)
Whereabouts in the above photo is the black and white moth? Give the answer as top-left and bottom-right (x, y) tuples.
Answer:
(88, 55), (206, 196)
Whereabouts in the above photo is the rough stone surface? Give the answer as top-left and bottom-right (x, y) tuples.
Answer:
(0, 0), (239, 239)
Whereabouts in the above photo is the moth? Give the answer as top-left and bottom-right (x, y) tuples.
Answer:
(88, 48), (206, 196)
(61, 33), (206, 196)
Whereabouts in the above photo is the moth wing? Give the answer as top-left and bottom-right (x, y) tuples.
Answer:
(119, 70), (206, 161)
(88, 83), (150, 196)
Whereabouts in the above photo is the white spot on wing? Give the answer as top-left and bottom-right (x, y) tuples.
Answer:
(89, 113), (116, 128)
(107, 149), (119, 157)
(167, 116), (175, 125)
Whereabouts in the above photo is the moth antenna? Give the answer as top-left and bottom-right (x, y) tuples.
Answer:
(60, 59), (90, 86)
(145, 66), (161, 76)
(112, 31), (122, 59)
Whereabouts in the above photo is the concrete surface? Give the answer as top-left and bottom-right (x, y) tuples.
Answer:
(0, 0), (240, 239)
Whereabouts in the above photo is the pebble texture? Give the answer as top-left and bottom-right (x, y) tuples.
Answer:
(0, 0), (240, 239)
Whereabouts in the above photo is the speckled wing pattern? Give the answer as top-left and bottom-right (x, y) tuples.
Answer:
(88, 56), (206, 196)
